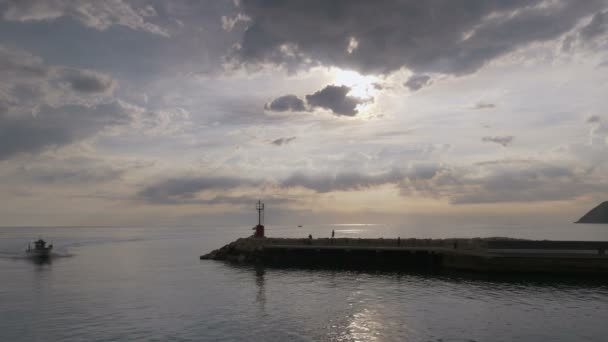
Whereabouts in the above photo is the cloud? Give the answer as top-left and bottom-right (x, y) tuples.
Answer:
(398, 159), (608, 204)
(281, 169), (403, 193)
(305, 85), (362, 116)
(137, 176), (260, 204)
(14, 156), (150, 184)
(586, 115), (608, 146)
(181, 194), (291, 206)
(580, 11), (608, 41)
(230, 0), (605, 75)
(404, 74), (431, 91)
(473, 102), (496, 110)
(264, 94), (306, 112)
(0, 44), (47, 78)
(266, 85), (365, 116)
(2, 0), (169, 36)
(0, 101), (134, 160)
(482, 136), (514, 147)
(61, 69), (116, 94)
(0, 45), (118, 115)
(271, 136), (296, 146)
(586, 115), (601, 124)
(221, 13), (251, 32)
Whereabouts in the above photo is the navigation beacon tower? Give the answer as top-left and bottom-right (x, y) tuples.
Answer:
(252, 200), (265, 238)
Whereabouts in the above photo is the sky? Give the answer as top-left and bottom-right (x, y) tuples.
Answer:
(1, 0), (608, 226)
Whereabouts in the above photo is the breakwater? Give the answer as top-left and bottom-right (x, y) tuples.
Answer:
(201, 237), (608, 275)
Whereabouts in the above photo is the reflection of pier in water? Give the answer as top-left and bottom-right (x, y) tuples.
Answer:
(254, 265), (266, 313)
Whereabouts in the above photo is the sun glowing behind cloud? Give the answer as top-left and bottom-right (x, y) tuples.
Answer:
(332, 69), (379, 99)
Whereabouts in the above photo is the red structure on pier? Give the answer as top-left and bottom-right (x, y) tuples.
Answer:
(252, 200), (265, 238)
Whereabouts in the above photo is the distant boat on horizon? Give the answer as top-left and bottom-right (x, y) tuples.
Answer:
(26, 238), (53, 259)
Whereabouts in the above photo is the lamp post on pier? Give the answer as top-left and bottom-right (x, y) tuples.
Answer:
(252, 200), (265, 238)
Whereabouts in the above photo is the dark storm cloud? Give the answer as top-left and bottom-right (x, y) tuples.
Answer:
(271, 136), (296, 146)
(264, 94), (306, 112)
(482, 136), (514, 147)
(62, 69), (116, 94)
(231, 0), (606, 75)
(404, 74), (431, 91)
(305, 85), (362, 116)
(137, 176), (259, 204)
(0, 101), (133, 160)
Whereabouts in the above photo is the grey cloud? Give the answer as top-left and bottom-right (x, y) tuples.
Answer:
(137, 176), (259, 204)
(473, 102), (496, 110)
(62, 69), (116, 94)
(16, 156), (148, 184)
(399, 159), (607, 204)
(278, 162), (445, 194)
(580, 11), (608, 40)
(231, 0), (606, 75)
(0, 101), (133, 160)
(482, 136), (514, 147)
(139, 158), (608, 206)
(264, 94), (306, 112)
(265, 85), (365, 116)
(189, 195), (291, 206)
(281, 169), (403, 193)
(271, 136), (296, 146)
(2, 0), (169, 36)
(404, 74), (431, 91)
(0, 46), (118, 115)
(278, 158), (605, 204)
(588, 116), (608, 146)
(0, 45), (47, 77)
(305, 85), (362, 116)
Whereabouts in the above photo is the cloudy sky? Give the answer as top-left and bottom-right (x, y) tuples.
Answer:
(1, 0), (608, 226)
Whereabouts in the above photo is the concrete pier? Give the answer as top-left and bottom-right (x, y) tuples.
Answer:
(200, 237), (608, 275)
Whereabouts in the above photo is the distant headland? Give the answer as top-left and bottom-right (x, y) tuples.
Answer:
(576, 201), (608, 224)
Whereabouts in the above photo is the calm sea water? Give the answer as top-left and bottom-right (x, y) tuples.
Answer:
(2, 223), (608, 341)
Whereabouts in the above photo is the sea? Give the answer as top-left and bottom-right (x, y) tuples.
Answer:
(2, 223), (608, 342)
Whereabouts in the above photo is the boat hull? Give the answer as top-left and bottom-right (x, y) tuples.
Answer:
(26, 249), (52, 258)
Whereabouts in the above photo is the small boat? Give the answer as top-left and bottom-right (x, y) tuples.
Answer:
(26, 239), (53, 258)
(298, 225), (303, 228)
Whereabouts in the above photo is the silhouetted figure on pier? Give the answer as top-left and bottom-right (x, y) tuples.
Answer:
(331, 230), (335, 238)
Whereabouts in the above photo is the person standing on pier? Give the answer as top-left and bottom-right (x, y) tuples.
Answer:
(331, 230), (335, 238)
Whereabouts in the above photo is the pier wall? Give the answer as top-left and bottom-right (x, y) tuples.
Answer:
(201, 237), (608, 275)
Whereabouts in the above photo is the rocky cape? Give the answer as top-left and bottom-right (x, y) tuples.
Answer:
(576, 201), (608, 223)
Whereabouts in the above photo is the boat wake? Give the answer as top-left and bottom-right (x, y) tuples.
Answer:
(0, 250), (73, 260)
